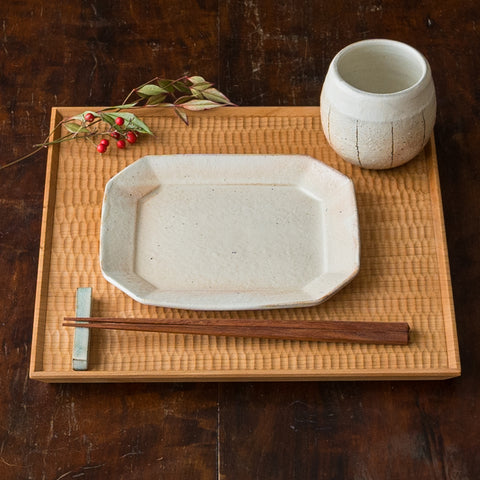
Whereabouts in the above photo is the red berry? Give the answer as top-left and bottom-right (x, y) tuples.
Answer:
(100, 139), (109, 146)
(115, 117), (125, 126)
(97, 143), (107, 153)
(116, 139), (126, 149)
(126, 131), (137, 144)
(110, 131), (120, 139)
(84, 112), (95, 122)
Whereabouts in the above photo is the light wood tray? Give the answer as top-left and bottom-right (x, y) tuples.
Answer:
(30, 106), (460, 382)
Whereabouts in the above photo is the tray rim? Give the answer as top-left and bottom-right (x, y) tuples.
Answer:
(29, 106), (461, 382)
(30, 368), (460, 383)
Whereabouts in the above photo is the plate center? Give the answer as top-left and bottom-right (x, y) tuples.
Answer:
(134, 184), (325, 292)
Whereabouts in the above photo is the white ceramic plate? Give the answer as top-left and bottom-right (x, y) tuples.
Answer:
(100, 154), (359, 310)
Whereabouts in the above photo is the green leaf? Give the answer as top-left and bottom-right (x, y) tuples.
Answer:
(109, 103), (138, 110)
(100, 112), (117, 126)
(137, 84), (169, 96)
(189, 81), (213, 92)
(179, 99), (227, 111)
(149, 102), (175, 108)
(173, 95), (195, 105)
(187, 75), (206, 85)
(69, 110), (98, 122)
(146, 93), (167, 105)
(113, 112), (154, 135)
(190, 87), (205, 99)
(157, 79), (175, 93)
(202, 87), (233, 104)
(64, 122), (89, 134)
(172, 81), (191, 94)
(173, 107), (189, 125)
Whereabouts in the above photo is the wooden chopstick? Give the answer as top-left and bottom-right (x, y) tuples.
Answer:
(63, 317), (410, 345)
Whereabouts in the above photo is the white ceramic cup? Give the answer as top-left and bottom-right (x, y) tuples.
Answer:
(320, 39), (436, 169)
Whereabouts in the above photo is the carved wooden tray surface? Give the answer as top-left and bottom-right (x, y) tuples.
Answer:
(30, 107), (460, 382)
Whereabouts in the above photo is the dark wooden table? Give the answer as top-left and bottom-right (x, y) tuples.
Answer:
(1, 1), (478, 478)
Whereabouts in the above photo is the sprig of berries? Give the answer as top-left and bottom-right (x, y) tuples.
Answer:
(1, 76), (234, 169)
(59, 75), (234, 155)
(58, 108), (154, 155)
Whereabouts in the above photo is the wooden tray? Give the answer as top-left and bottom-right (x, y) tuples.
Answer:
(30, 106), (460, 382)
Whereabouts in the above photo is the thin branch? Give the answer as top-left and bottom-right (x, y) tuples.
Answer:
(2, 75), (234, 171)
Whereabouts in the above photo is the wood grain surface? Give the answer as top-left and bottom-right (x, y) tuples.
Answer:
(1, 1), (479, 479)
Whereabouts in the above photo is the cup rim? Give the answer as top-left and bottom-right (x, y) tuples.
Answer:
(332, 39), (430, 97)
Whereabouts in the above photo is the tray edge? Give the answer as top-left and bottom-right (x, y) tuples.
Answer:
(30, 107), (63, 379)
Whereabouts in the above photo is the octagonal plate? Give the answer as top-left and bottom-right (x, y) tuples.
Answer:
(100, 154), (359, 310)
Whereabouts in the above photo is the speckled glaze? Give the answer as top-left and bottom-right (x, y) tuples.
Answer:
(320, 39), (436, 169)
(100, 154), (359, 310)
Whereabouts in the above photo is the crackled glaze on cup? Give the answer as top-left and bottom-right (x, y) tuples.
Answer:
(320, 39), (436, 169)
